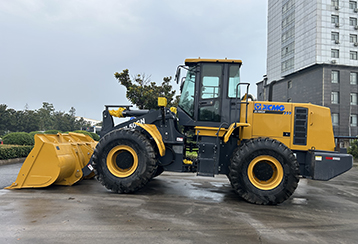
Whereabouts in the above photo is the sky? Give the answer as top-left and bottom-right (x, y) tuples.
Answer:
(0, 0), (267, 121)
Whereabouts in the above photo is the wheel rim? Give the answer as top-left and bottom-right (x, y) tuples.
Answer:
(247, 155), (283, 190)
(106, 145), (138, 178)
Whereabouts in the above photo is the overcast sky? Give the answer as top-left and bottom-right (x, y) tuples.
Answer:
(0, 0), (267, 121)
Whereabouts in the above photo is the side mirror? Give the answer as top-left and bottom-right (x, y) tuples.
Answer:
(175, 67), (181, 84)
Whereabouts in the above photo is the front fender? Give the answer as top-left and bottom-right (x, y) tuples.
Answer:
(135, 123), (166, 157)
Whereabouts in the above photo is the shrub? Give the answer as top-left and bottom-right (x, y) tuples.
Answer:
(44, 130), (62, 134)
(348, 140), (358, 159)
(89, 132), (100, 141)
(0, 145), (33, 160)
(73, 130), (100, 141)
(29, 131), (44, 145)
(29, 131), (44, 137)
(2, 132), (34, 146)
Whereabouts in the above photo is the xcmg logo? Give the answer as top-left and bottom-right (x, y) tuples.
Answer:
(254, 103), (285, 111)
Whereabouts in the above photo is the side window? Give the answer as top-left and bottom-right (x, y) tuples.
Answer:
(201, 72), (221, 99)
(228, 65), (241, 98)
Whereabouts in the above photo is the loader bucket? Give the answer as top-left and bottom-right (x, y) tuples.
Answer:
(5, 132), (97, 190)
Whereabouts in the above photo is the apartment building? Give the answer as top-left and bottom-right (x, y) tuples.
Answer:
(258, 0), (358, 137)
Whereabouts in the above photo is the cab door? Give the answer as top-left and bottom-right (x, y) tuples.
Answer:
(197, 63), (223, 123)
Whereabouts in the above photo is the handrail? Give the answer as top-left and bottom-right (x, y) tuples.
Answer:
(234, 83), (251, 126)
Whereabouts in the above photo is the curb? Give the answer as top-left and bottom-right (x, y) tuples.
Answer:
(0, 157), (26, 166)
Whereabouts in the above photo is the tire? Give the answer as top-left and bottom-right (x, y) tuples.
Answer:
(152, 165), (164, 178)
(93, 128), (157, 193)
(229, 138), (299, 205)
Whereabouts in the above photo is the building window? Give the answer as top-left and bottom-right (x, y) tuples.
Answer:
(350, 1), (357, 10)
(282, 42), (294, 57)
(282, 0), (294, 14)
(282, 58), (294, 72)
(350, 34), (357, 43)
(331, 49), (339, 58)
(331, 32), (339, 42)
(351, 115), (357, 126)
(332, 15), (339, 25)
(332, 113), (339, 126)
(331, 91), (339, 104)
(332, 0), (339, 8)
(351, 72), (358, 84)
(350, 51), (358, 60)
(288, 80), (292, 89)
(282, 14), (294, 28)
(331, 70), (339, 83)
(350, 17), (358, 26)
(282, 28), (294, 42)
(351, 93), (357, 105)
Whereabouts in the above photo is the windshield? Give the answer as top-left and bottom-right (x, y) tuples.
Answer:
(178, 67), (196, 117)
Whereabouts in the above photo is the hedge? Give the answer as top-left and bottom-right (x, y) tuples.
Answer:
(2, 132), (34, 146)
(0, 145), (33, 160)
(44, 130), (62, 134)
(72, 130), (100, 141)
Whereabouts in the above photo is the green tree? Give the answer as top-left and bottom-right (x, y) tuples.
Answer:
(0, 103), (91, 134)
(23, 110), (40, 132)
(348, 140), (358, 159)
(15, 109), (40, 133)
(0, 104), (10, 135)
(114, 69), (177, 109)
(37, 102), (55, 131)
(6, 108), (17, 133)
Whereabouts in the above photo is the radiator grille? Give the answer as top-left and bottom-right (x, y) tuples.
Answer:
(293, 107), (308, 145)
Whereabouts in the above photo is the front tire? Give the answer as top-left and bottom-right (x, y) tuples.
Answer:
(93, 129), (157, 193)
(229, 138), (299, 205)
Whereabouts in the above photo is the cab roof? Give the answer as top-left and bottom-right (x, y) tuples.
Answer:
(185, 58), (242, 66)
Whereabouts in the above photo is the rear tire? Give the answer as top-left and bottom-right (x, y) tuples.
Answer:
(93, 128), (157, 193)
(229, 138), (299, 205)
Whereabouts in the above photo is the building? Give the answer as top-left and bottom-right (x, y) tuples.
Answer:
(75, 116), (101, 127)
(258, 0), (358, 138)
(76, 116), (102, 134)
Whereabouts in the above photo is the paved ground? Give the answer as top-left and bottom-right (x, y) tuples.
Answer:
(1, 162), (358, 244)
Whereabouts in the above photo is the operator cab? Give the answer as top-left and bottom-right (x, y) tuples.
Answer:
(176, 58), (245, 128)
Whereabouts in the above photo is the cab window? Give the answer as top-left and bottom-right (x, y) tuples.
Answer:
(178, 67), (196, 117)
(228, 64), (240, 98)
(198, 64), (222, 122)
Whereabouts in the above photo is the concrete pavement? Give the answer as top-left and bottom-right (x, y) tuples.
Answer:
(1, 163), (358, 244)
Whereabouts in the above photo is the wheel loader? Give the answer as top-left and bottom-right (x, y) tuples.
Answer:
(6, 58), (353, 205)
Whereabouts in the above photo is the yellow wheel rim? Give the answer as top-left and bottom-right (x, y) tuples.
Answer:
(247, 155), (283, 190)
(106, 145), (138, 178)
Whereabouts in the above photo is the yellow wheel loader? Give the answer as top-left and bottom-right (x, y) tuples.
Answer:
(6, 58), (353, 205)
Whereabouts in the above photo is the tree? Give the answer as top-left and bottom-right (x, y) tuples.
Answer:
(69, 107), (76, 117)
(20, 108), (40, 132)
(37, 102), (55, 131)
(348, 140), (358, 159)
(0, 104), (9, 135)
(0, 103), (91, 134)
(114, 69), (178, 110)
